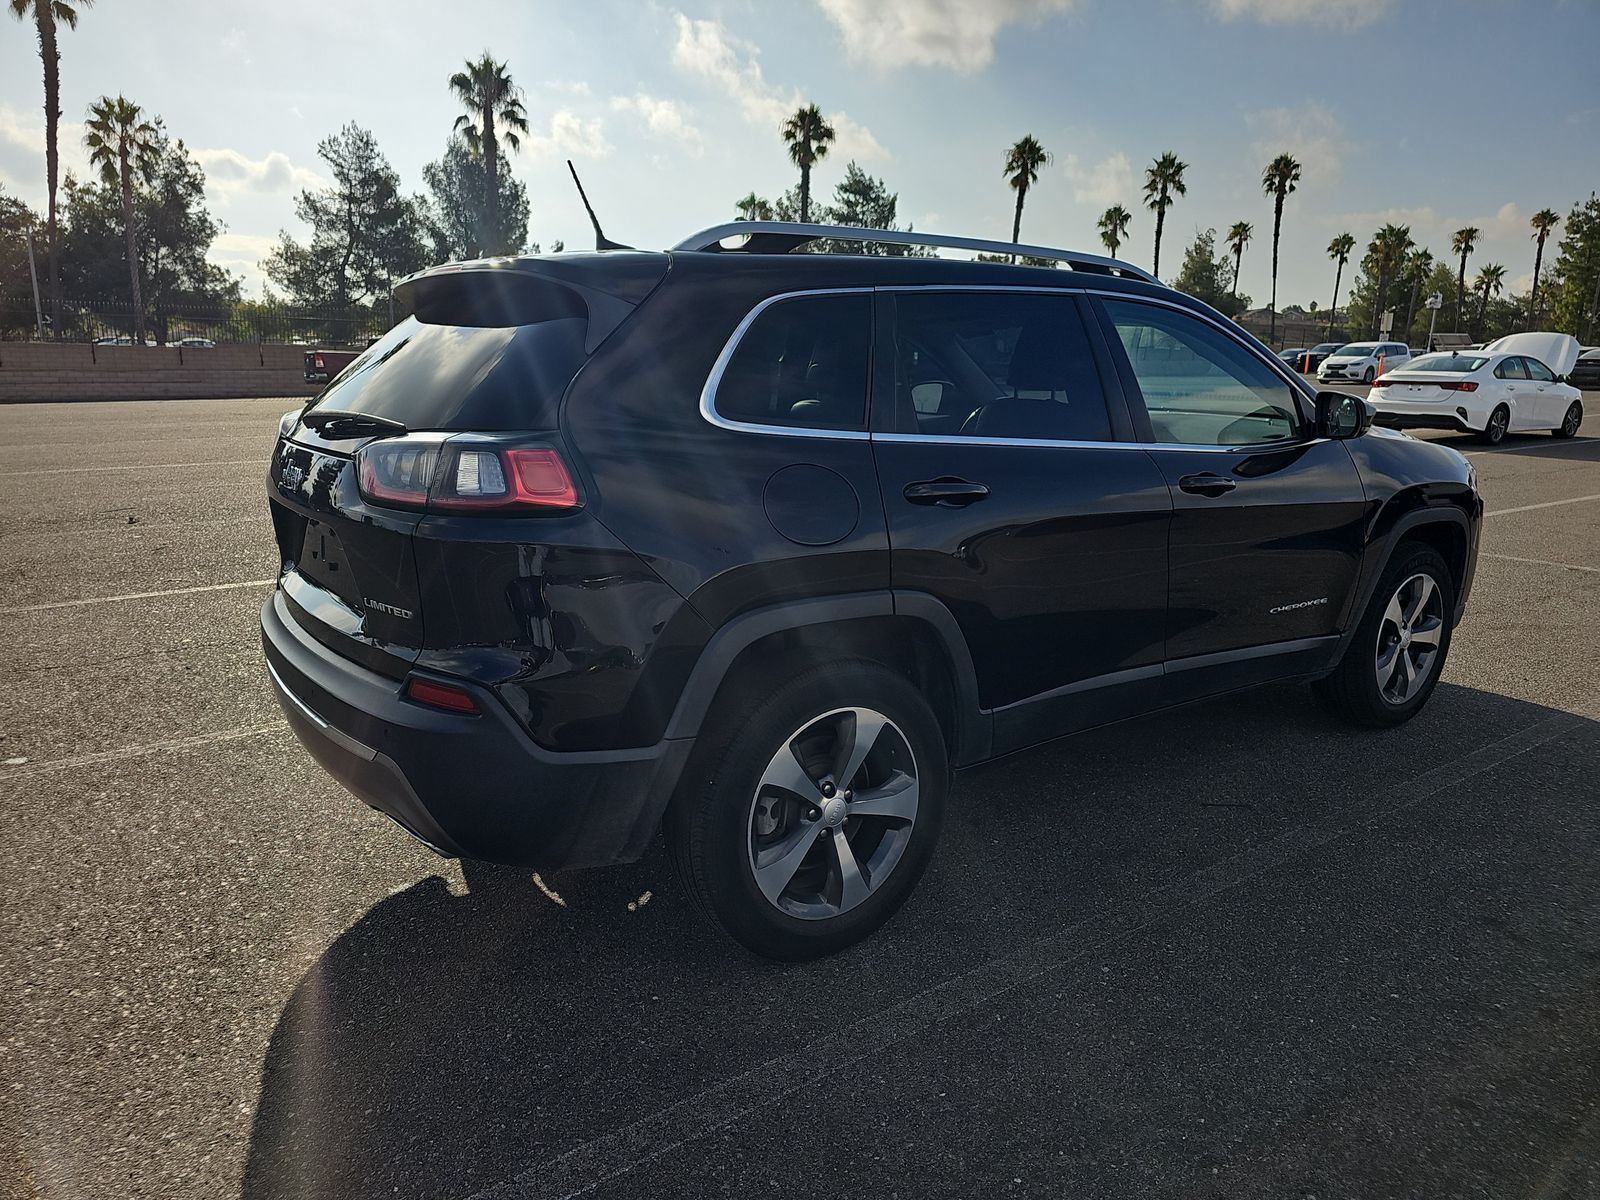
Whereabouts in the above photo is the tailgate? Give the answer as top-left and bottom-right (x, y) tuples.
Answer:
(269, 433), (428, 675)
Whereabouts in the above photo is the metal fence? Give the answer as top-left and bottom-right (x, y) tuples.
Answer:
(0, 294), (399, 347)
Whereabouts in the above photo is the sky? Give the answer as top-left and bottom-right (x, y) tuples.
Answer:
(3, 0), (1597, 305)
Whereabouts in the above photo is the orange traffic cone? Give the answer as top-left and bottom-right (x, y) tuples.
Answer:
(1377, 351), (1385, 378)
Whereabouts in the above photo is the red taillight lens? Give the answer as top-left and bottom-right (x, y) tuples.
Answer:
(357, 440), (437, 509)
(313, 355), (325, 369)
(1444, 381), (1478, 392)
(1370, 378), (1392, 387)
(404, 677), (480, 714)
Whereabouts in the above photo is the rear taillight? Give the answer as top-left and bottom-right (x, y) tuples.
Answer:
(356, 437), (580, 513)
(313, 355), (325, 369)
(1370, 379), (1392, 387)
(404, 677), (480, 714)
(1443, 381), (1478, 392)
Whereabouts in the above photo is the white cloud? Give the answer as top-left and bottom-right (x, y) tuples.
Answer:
(192, 147), (326, 200)
(523, 110), (612, 160)
(0, 101), (90, 203)
(208, 232), (278, 297)
(1211, 0), (1390, 26)
(610, 94), (703, 156)
(1246, 102), (1350, 185)
(670, 13), (886, 160)
(1062, 151), (1134, 208)
(814, 0), (1078, 72)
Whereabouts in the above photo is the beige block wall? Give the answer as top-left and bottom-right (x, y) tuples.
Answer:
(0, 343), (324, 401)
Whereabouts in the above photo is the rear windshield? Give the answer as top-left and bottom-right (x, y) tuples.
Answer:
(305, 315), (588, 431)
(1406, 353), (1487, 373)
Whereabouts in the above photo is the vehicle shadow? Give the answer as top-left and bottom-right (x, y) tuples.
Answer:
(1420, 432), (1599, 459)
(239, 680), (1596, 1200)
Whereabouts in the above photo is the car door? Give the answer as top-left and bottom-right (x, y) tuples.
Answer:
(1522, 355), (1561, 425)
(1090, 295), (1368, 701)
(872, 289), (1173, 755)
(1495, 356), (1535, 427)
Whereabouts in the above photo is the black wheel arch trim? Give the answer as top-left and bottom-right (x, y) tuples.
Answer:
(660, 590), (991, 765)
(1330, 501), (1477, 671)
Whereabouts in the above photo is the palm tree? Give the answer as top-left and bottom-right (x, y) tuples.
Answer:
(9, 0), (91, 334)
(449, 53), (529, 255)
(782, 104), (835, 224)
(1368, 223), (1414, 337)
(1401, 248), (1434, 342)
(1261, 153), (1301, 344)
(1002, 135), (1050, 254)
(1451, 225), (1480, 329)
(1098, 204), (1131, 259)
(83, 95), (160, 345)
(735, 192), (773, 221)
(1527, 208), (1561, 327)
(1474, 262), (1506, 338)
(1225, 221), (1253, 301)
(1143, 151), (1187, 279)
(1326, 233), (1356, 337)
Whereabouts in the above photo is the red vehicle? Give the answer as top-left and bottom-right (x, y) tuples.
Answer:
(303, 347), (363, 384)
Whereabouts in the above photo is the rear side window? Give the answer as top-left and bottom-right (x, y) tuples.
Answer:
(713, 293), (871, 431)
(889, 291), (1113, 441)
(306, 315), (588, 431)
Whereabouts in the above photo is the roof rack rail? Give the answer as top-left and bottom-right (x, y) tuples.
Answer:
(671, 221), (1162, 285)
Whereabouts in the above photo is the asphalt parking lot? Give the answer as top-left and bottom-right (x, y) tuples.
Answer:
(2, 391), (1598, 1200)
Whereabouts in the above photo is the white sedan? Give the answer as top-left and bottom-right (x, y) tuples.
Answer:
(1365, 332), (1583, 445)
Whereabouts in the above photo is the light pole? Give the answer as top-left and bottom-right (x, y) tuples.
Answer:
(1425, 291), (1443, 351)
(25, 223), (44, 340)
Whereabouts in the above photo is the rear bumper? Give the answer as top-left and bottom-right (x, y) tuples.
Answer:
(261, 590), (692, 869)
(1372, 409), (1477, 433)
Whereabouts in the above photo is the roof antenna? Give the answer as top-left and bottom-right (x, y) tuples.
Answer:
(567, 160), (633, 251)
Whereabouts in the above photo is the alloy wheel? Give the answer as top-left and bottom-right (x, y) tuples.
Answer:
(1375, 572), (1445, 705)
(1561, 402), (1581, 437)
(1486, 407), (1509, 443)
(747, 707), (919, 921)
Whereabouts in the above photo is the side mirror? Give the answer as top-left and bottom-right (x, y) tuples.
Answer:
(1316, 390), (1373, 439)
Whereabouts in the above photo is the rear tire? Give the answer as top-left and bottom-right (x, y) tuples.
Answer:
(667, 660), (948, 960)
(1553, 399), (1582, 439)
(1312, 543), (1454, 728)
(1476, 404), (1510, 445)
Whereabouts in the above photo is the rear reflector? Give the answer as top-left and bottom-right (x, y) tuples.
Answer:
(404, 677), (480, 714)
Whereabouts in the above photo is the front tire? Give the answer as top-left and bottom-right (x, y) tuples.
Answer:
(1476, 404), (1510, 445)
(1313, 543), (1454, 728)
(1553, 399), (1582, 438)
(1363, 366), (1376, 384)
(667, 660), (948, 960)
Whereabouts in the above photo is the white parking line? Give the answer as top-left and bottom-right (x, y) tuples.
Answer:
(0, 723), (287, 781)
(1483, 552), (1600, 575)
(1484, 493), (1600, 518)
(0, 579), (275, 616)
(0, 458), (265, 478)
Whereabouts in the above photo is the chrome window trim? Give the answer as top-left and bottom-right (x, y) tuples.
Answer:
(699, 287), (874, 441)
(699, 283), (1321, 452)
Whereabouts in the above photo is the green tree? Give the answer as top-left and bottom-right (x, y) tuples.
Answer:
(1549, 193), (1600, 340)
(83, 94), (160, 345)
(1451, 225), (1480, 329)
(1225, 220), (1253, 301)
(1098, 204), (1131, 258)
(422, 134), (530, 260)
(1260, 152), (1300, 345)
(1365, 223), (1414, 336)
(1143, 151), (1187, 279)
(1172, 227), (1248, 316)
(818, 161), (930, 254)
(263, 124), (429, 314)
(1398, 248), (1433, 343)
(1325, 232), (1355, 337)
(448, 54), (528, 255)
(734, 192), (773, 221)
(782, 103), (835, 224)
(1527, 207), (1560, 327)
(8, 0), (91, 333)
(0, 184), (43, 337)
(1002, 134), (1050, 251)
(1474, 262), (1506, 338)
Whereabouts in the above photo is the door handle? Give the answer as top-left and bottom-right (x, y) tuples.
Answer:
(904, 478), (990, 507)
(1178, 472), (1237, 497)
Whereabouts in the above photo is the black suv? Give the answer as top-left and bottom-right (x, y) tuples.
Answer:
(261, 221), (1482, 959)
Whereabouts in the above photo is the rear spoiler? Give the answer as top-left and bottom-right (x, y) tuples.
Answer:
(393, 253), (668, 353)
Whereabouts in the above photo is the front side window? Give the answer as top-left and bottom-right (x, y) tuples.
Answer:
(713, 293), (871, 431)
(1101, 299), (1304, 446)
(1525, 357), (1555, 382)
(889, 291), (1113, 441)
